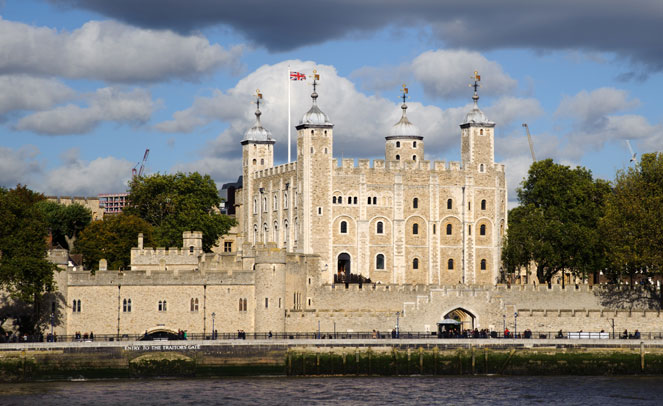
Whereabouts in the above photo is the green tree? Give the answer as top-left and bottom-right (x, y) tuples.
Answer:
(502, 159), (609, 285)
(75, 214), (154, 271)
(599, 152), (663, 308)
(0, 185), (58, 335)
(36, 200), (92, 251)
(124, 172), (235, 251)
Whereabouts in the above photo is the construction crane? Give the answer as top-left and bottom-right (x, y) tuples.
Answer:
(521, 123), (536, 162)
(626, 140), (637, 163)
(132, 149), (150, 178)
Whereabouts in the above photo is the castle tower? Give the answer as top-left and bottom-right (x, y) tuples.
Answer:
(295, 74), (333, 263)
(460, 72), (495, 170)
(241, 91), (275, 245)
(385, 86), (424, 164)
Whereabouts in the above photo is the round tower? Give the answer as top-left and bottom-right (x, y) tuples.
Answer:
(385, 86), (423, 164)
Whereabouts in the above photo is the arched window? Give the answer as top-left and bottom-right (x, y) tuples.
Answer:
(413, 258), (419, 269)
(447, 199), (453, 209)
(396, 141), (401, 148)
(367, 197), (371, 204)
(353, 197), (357, 204)
(396, 154), (400, 160)
(190, 298), (195, 312)
(413, 198), (418, 209)
(123, 299), (127, 312)
(333, 196), (337, 204)
(340, 221), (348, 234)
(413, 141), (417, 148)
(480, 129), (484, 135)
(481, 199), (486, 210)
(243, 298), (248, 311)
(480, 224), (486, 236)
(412, 155), (417, 161)
(127, 299), (131, 312)
(481, 259), (487, 270)
(252, 159), (257, 165)
(274, 194), (278, 210)
(347, 196), (351, 204)
(189, 246), (194, 253)
(373, 197), (377, 205)
(376, 221), (384, 234)
(263, 197), (267, 212)
(77, 299), (81, 312)
(274, 221), (279, 242)
(261, 158), (264, 165)
(253, 199), (257, 214)
(480, 163), (485, 172)
(413, 223), (419, 235)
(448, 258), (454, 270)
(263, 223), (268, 242)
(253, 224), (258, 243)
(446, 224), (452, 235)
(284, 191), (288, 208)
(376, 254), (385, 270)
(238, 298), (243, 311)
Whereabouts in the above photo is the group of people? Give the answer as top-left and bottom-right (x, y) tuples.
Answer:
(622, 329), (641, 339)
(74, 331), (94, 341)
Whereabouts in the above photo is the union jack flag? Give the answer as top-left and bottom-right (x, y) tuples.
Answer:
(290, 71), (306, 81)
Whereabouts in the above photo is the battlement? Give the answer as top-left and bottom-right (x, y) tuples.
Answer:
(330, 158), (465, 174)
(253, 162), (297, 179)
(67, 267), (254, 286)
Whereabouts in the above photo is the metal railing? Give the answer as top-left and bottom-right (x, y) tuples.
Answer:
(2, 330), (663, 343)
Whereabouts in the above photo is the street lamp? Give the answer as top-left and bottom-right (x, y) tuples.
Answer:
(211, 312), (216, 340)
(514, 312), (518, 339)
(50, 312), (54, 342)
(396, 311), (400, 338)
(502, 314), (506, 336)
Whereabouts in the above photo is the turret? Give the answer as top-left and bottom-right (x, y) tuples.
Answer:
(385, 85), (423, 164)
(460, 72), (495, 171)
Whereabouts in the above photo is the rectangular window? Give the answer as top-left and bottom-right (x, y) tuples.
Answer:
(265, 298), (269, 308)
(224, 241), (232, 252)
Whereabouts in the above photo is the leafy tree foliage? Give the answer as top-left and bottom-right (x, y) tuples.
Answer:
(36, 200), (92, 251)
(502, 159), (609, 284)
(0, 185), (58, 335)
(599, 153), (663, 308)
(75, 214), (153, 271)
(124, 172), (235, 251)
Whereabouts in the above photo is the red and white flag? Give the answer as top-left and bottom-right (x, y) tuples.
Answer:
(290, 71), (306, 81)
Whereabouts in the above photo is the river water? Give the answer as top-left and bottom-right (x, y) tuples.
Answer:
(1, 376), (660, 405)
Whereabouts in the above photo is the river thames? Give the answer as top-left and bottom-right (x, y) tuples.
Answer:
(1, 376), (661, 405)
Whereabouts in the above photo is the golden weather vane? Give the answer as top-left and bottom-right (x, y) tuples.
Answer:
(255, 89), (262, 109)
(469, 71), (481, 94)
(401, 84), (408, 103)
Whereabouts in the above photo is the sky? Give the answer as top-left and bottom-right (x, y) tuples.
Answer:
(1, 0), (662, 207)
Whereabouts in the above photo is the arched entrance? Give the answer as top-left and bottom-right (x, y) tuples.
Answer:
(337, 253), (351, 282)
(444, 307), (476, 330)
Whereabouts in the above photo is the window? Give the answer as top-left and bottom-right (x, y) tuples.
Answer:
(413, 258), (419, 269)
(480, 129), (484, 135)
(263, 197), (267, 212)
(261, 158), (264, 165)
(412, 155), (417, 161)
(413, 223), (419, 235)
(189, 246), (194, 253)
(353, 196), (357, 204)
(396, 141), (401, 148)
(347, 196), (351, 204)
(396, 154), (400, 160)
(253, 225), (258, 243)
(480, 164), (485, 172)
(447, 199), (453, 209)
(376, 254), (385, 270)
(468, 202), (471, 210)
(367, 197), (371, 205)
(317, 207), (322, 215)
(284, 191), (288, 209)
(340, 221), (348, 234)
(253, 199), (257, 214)
(239, 298), (247, 312)
(481, 259), (487, 270)
(252, 159), (257, 165)
(480, 224), (486, 236)
(376, 221), (384, 234)
(190, 298), (199, 312)
(333, 196), (337, 204)
(468, 225), (472, 236)
(373, 197), (377, 205)
(433, 224), (436, 234)
(265, 298), (269, 308)
(158, 300), (167, 312)
(448, 259), (454, 270)
(413, 198), (418, 209)
(123, 299), (131, 313)
(274, 194), (278, 210)
(279, 298), (282, 308)
(481, 199), (486, 210)
(72, 299), (81, 313)
(224, 241), (232, 252)
(413, 141), (417, 148)
(446, 224), (452, 235)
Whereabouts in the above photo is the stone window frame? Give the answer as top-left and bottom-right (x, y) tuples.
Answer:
(447, 258), (454, 270)
(480, 259), (487, 270)
(481, 199), (487, 210)
(190, 298), (199, 312)
(480, 224), (487, 236)
(376, 253), (385, 270)
(413, 197), (418, 209)
(412, 258), (419, 270)
(376, 221), (384, 234)
(413, 223), (419, 235)
(340, 221), (348, 234)
(122, 298), (131, 313)
(158, 300), (167, 312)
(447, 199), (453, 210)
(72, 299), (81, 313)
(446, 223), (453, 235)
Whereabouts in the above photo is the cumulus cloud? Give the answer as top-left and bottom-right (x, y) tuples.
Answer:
(46, 0), (663, 70)
(0, 145), (43, 188)
(0, 18), (242, 82)
(158, 59), (539, 186)
(555, 88), (639, 127)
(15, 87), (156, 135)
(0, 75), (75, 119)
(39, 148), (133, 195)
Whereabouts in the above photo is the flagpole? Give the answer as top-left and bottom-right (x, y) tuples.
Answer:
(288, 66), (291, 163)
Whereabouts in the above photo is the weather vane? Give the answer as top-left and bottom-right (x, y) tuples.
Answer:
(469, 71), (481, 94)
(255, 88), (262, 109)
(311, 69), (320, 92)
(401, 84), (408, 104)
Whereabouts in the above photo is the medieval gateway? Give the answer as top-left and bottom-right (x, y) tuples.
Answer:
(50, 77), (661, 338)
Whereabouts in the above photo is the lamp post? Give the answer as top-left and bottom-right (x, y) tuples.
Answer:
(514, 312), (518, 339)
(502, 314), (506, 336)
(333, 321), (336, 339)
(396, 311), (400, 338)
(50, 312), (54, 342)
(211, 312), (216, 340)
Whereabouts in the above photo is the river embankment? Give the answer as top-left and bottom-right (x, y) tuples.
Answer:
(2, 339), (663, 381)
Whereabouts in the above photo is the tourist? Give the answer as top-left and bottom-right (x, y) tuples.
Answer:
(622, 329), (628, 339)
(634, 330), (641, 339)
(504, 328), (510, 338)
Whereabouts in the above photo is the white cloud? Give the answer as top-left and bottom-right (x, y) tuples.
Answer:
(39, 149), (133, 195)
(412, 50), (517, 99)
(0, 18), (242, 82)
(0, 145), (43, 188)
(555, 87), (639, 126)
(15, 87), (156, 135)
(0, 75), (75, 118)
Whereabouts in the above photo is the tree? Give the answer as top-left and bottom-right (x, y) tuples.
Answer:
(124, 172), (235, 251)
(0, 185), (58, 335)
(599, 153), (663, 308)
(502, 159), (609, 285)
(36, 200), (92, 251)
(75, 214), (154, 271)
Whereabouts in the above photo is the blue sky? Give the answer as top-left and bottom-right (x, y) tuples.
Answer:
(1, 0), (661, 206)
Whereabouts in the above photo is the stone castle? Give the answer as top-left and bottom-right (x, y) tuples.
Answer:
(48, 77), (662, 338)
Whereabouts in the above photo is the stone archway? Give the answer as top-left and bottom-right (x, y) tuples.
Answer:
(337, 253), (351, 282)
(444, 307), (476, 330)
